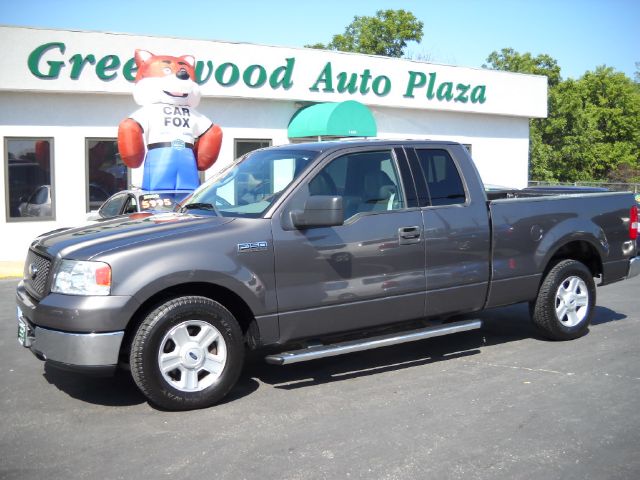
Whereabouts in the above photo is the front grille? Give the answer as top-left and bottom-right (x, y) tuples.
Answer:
(24, 249), (52, 299)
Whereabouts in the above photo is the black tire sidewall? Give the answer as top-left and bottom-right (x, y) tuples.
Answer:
(131, 296), (244, 410)
(533, 260), (596, 340)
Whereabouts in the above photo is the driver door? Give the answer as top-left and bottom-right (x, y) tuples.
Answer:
(272, 148), (426, 343)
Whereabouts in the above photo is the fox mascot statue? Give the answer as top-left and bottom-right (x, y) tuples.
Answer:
(118, 50), (222, 191)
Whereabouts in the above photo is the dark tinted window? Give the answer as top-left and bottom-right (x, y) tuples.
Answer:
(310, 150), (405, 219)
(234, 139), (272, 158)
(99, 193), (127, 218)
(5, 138), (53, 220)
(415, 149), (466, 206)
(87, 139), (128, 212)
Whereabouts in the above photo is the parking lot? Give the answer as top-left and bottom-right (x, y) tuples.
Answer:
(1, 275), (639, 480)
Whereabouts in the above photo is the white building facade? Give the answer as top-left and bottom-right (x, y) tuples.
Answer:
(0, 26), (547, 261)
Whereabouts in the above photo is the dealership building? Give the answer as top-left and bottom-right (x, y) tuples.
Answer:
(0, 25), (547, 261)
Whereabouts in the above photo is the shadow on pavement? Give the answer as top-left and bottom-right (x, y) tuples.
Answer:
(42, 363), (260, 409)
(246, 304), (531, 391)
(246, 302), (628, 391)
(38, 302), (628, 407)
(43, 365), (146, 407)
(591, 306), (627, 325)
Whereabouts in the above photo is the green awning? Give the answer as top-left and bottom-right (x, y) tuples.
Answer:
(288, 100), (377, 138)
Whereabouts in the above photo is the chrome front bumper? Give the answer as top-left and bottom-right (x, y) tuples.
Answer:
(30, 326), (124, 367)
(17, 310), (124, 368)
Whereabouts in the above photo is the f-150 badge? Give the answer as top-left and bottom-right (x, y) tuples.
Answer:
(237, 241), (268, 252)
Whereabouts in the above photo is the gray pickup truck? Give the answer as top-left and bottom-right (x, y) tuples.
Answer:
(16, 140), (640, 410)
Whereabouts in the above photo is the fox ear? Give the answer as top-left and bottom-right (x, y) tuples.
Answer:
(135, 49), (154, 66)
(180, 55), (196, 68)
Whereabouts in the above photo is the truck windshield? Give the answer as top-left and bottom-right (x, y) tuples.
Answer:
(183, 148), (319, 217)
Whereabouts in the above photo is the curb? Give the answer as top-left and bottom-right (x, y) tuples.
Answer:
(0, 262), (24, 280)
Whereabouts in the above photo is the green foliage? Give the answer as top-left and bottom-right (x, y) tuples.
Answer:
(542, 67), (640, 181)
(486, 50), (640, 182)
(484, 48), (561, 87)
(305, 9), (423, 58)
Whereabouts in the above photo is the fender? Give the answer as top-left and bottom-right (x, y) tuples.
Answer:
(533, 217), (608, 274)
(128, 267), (269, 319)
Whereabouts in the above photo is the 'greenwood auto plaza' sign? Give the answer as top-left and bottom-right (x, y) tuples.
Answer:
(0, 26), (547, 118)
(28, 41), (488, 105)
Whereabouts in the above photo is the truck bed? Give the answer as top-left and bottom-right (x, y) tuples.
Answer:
(485, 191), (634, 308)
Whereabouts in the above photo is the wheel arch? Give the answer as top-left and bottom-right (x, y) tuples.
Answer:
(120, 282), (257, 363)
(540, 239), (603, 288)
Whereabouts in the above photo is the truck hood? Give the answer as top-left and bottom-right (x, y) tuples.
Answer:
(32, 212), (234, 260)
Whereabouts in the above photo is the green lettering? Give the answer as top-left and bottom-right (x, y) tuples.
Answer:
(195, 60), (214, 85)
(372, 76), (391, 96)
(69, 53), (96, 80)
(122, 57), (137, 82)
(436, 82), (454, 101)
(27, 42), (66, 79)
(243, 64), (267, 88)
(426, 72), (437, 100)
(96, 55), (120, 80)
(269, 57), (295, 89)
(454, 83), (470, 103)
(309, 62), (334, 92)
(359, 69), (372, 94)
(404, 71), (426, 98)
(337, 72), (358, 94)
(215, 62), (240, 86)
(470, 85), (487, 104)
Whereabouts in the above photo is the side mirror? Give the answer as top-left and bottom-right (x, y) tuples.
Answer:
(291, 195), (344, 229)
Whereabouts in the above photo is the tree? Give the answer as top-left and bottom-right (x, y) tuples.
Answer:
(486, 49), (640, 183)
(305, 9), (423, 58)
(544, 67), (640, 181)
(483, 47), (561, 87)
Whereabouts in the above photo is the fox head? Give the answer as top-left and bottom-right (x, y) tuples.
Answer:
(132, 49), (202, 108)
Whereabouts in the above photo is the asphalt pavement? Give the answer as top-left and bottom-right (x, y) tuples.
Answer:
(1, 276), (639, 480)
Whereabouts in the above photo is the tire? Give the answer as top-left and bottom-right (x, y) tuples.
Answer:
(530, 259), (596, 341)
(130, 296), (244, 410)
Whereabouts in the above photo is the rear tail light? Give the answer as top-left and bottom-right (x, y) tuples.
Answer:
(630, 205), (638, 240)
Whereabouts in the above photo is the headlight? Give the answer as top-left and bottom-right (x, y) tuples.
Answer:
(52, 260), (112, 296)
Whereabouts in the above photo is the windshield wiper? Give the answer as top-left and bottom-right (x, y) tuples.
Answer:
(180, 202), (220, 216)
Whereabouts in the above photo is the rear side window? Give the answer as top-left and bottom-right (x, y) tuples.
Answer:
(415, 149), (466, 206)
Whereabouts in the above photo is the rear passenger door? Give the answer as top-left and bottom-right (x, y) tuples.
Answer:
(407, 146), (491, 317)
(272, 147), (426, 343)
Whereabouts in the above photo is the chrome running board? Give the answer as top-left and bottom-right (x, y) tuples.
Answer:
(265, 319), (482, 365)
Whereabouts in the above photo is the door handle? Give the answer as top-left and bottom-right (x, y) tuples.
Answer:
(398, 226), (421, 244)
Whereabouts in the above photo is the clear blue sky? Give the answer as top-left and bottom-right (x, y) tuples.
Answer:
(0, 0), (638, 80)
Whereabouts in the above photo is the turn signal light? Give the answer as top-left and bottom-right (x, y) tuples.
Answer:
(95, 264), (112, 287)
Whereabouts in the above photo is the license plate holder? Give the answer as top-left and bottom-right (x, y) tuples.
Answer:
(17, 308), (33, 347)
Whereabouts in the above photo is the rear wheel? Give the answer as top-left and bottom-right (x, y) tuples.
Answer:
(130, 296), (244, 410)
(530, 259), (596, 340)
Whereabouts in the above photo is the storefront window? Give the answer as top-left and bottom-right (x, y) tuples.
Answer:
(5, 138), (54, 221)
(234, 139), (272, 159)
(86, 139), (128, 212)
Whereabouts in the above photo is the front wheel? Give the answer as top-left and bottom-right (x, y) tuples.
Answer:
(530, 259), (596, 341)
(130, 296), (244, 410)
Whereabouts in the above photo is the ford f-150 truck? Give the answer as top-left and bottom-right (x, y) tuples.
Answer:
(16, 140), (640, 410)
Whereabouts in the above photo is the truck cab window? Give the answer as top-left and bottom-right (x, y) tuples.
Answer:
(415, 149), (466, 206)
(309, 150), (405, 219)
